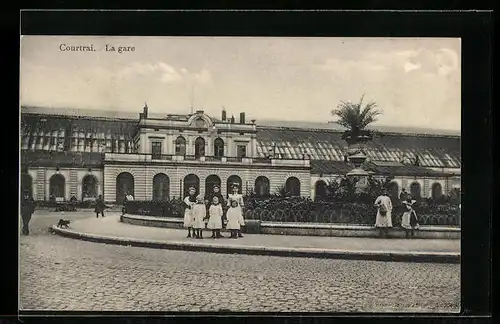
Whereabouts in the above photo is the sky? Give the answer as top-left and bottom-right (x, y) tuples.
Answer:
(20, 36), (461, 131)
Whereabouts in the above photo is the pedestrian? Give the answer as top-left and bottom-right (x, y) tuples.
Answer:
(192, 195), (206, 239)
(21, 191), (35, 236)
(401, 198), (419, 238)
(207, 196), (224, 238)
(122, 191), (134, 215)
(205, 185), (225, 229)
(374, 188), (393, 237)
(399, 188), (409, 202)
(183, 187), (197, 238)
(95, 194), (106, 218)
(226, 199), (243, 239)
(227, 184), (245, 238)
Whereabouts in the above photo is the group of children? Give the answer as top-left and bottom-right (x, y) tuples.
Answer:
(183, 185), (245, 239)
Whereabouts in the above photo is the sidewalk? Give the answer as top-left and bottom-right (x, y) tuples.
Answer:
(51, 212), (460, 263)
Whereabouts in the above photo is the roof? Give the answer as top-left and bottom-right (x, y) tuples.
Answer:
(20, 106), (461, 169)
(21, 151), (104, 167)
(310, 160), (448, 177)
(255, 128), (460, 168)
(21, 106), (460, 136)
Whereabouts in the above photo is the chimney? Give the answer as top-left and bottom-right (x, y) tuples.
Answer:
(222, 108), (227, 121)
(143, 104), (148, 118)
(240, 112), (245, 124)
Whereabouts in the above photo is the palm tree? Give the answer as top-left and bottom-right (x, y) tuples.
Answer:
(330, 94), (382, 147)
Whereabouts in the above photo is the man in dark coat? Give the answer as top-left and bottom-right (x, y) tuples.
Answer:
(21, 191), (35, 235)
(95, 194), (106, 218)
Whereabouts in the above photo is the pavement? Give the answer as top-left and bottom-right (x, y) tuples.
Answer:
(48, 212), (460, 264)
(19, 211), (461, 312)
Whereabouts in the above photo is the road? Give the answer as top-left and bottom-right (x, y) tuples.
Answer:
(19, 210), (460, 313)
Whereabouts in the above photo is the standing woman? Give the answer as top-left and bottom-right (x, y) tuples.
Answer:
(227, 184), (245, 238)
(374, 188), (393, 238)
(183, 187), (197, 238)
(21, 190), (35, 235)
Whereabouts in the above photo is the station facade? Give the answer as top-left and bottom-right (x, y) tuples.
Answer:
(20, 105), (461, 203)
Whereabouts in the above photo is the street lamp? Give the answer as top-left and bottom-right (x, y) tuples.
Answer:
(346, 151), (369, 191)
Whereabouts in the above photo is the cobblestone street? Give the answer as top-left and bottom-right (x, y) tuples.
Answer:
(20, 216), (460, 313)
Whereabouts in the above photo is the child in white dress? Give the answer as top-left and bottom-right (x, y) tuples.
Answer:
(227, 185), (245, 238)
(226, 199), (244, 239)
(183, 187), (197, 238)
(401, 198), (419, 238)
(192, 195), (206, 239)
(207, 196), (224, 238)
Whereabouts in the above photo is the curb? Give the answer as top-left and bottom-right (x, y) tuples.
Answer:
(51, 225), (460, 264)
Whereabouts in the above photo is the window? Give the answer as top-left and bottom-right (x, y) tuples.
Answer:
(255, 176), (270, 197)
(237, 145), (247, 158)
(175, 136), (186, 156)
(214, 138), (224, 158)
(49, 174), (66, 199)
(285, 177), (301, 197)
(153, 173), (170, 200)
(195, 137), (205, 158)
(151, 141), (162, 159)
(82, 175), (98, 199)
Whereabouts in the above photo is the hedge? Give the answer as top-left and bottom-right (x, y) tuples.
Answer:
(123, 197), (460, 226)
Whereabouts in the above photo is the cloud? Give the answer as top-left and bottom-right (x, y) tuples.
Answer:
(117, 62), (211, 85)
(193, 69), (212, 84)
(320, 58), (387, 74)
(396, 48), (459, 76)
(404, 62), (421, 73)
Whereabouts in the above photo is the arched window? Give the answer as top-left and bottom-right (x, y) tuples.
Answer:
(285, 177), (301, 197)
(116, 172), (134, 204)
(254, 176), (270, 197)
(183, 174), (200, 198)
(153, 173), (170, 201)
(205, 175), (222, 196)
(387, 181), (399, 202)
(214, 138), (224, 158)
(195, 137), (205, 158)
(315, 180), (328, 201)
(82, 175), (98, 199)
(175, 136), (186, 156)
(410, 182), (422, 200)
(21, 173), (33, 198)
(49, 174), (66, 200)
(227, 175), (242, 196)
(431, 182), (443, 199)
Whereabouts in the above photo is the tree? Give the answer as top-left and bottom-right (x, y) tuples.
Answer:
(330, 94), (382, 147)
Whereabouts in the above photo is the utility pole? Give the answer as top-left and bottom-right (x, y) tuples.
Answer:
(190, 85), (194, 114)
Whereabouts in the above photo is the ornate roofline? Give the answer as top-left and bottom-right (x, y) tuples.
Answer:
(21, 106), (460, 139)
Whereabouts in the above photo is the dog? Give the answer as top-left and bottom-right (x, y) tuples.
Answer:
(57, 219), (70, 229)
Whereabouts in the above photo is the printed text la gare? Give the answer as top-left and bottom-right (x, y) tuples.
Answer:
(106, 45), (135, 53)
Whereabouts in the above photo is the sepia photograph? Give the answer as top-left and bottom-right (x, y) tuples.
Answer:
(19, 36), (461, 313)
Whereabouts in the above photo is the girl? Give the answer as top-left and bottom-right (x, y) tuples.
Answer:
(207, 196), (224, 238)
(183, 187), (197, 238)
(226, 199), (242, 239)
(401, 198), (419, 238)
(192, 195), (206, 239)
(227, 184), (245, 238)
